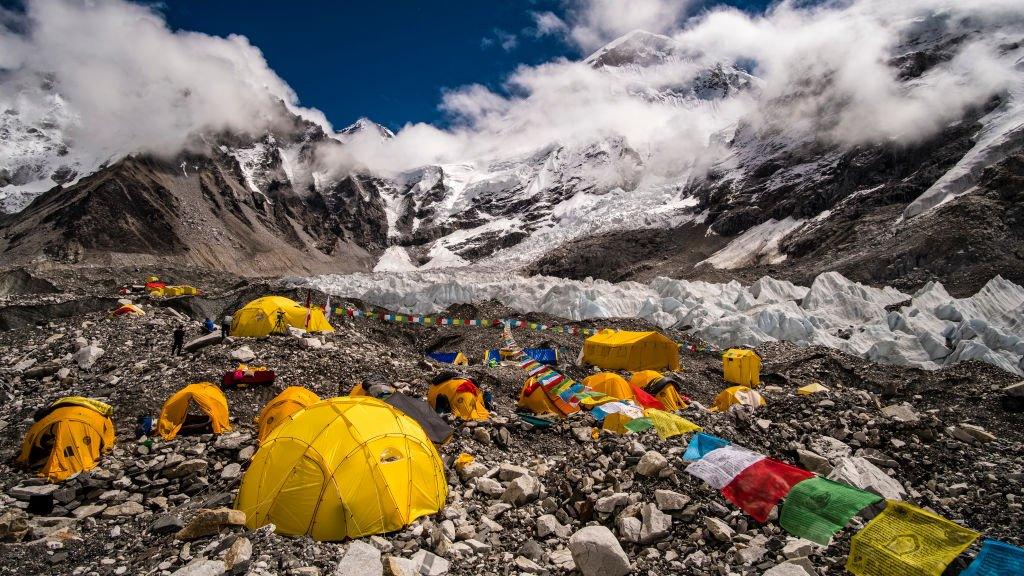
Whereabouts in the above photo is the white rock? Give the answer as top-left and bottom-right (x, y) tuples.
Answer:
(171, 559), (227, 576)
(595, 493), (629, 513)
(409, 550), (449, 576)
(640, 503), (672, 543)
(568, 526), (631, 576)
(335, 540), (382, 576)
(474, 477), (505, 497)
(705, 517), (734, 542)
(536, 514), (569, 538)
(763, 563), (813, 576)
(635, 451), (668, 476)
(229, 346), (256, 362)
(501, 474), (540, 506)
(653, 490), (689, 511)
(827, 457), (907, 500)
(74, 345), (104, 369)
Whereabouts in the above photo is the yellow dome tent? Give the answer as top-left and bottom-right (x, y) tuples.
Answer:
(428, 377), (489, 421)
(582, 329), (680, 372)
(18, 399), (115, 482)
(256, 386), (321, 444)
(517, 377), (567, 416)
(630, 371), (688, 411)
(236, 397), (448, 540)
(710, 386), (766, 413)
(583, 372), (635, 402)
(797, 382), (829, 396)
(722, 348), (761, 387)
(157, 383), (232, 440)
(230, 296), (334, 338)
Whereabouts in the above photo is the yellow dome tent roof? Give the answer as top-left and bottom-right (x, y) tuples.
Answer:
(517, 377), (567, 417)
(230, 296), (334, 338)
(711, 385), (766, 413)
(255, 386), (321, 444)
(18, 404), (115, 482)
(157, 383), (232, 440)
(631, 371), (688, 411)
(583, 372), (635, 402)
(427, 378), (489, 421)
(236, 397), (448, 540)
(629, 370), (663, 389)
(582, 329), (680, 372)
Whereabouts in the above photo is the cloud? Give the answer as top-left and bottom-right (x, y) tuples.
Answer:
(561, 0), (695, 52)
(530, 11), (569, 37)
(0, 0), (330, 162)
(327, 0), (1023, 180)
(482, 28), (519, 52)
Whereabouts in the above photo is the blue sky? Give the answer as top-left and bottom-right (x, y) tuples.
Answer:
(161, 1), (775, 132)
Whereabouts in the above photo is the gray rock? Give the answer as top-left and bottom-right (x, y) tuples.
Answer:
(101, 501), (145, 517)
(568, 526), (631, 576)
(653, 489), (689, 511)
(807, 436), (851, 461)
(595, 492), (629, 513)
(736, 545), (767, 564)
(409, 550), (449, 576)
(224, 537), (252, 574)
(474, 477), (505, 497)
(497, 463), (530, 481)
(171, 559), (226, 576)
(827, 457), (906, 500)
(184, 333), (224, 353)
(705, 517), (734, 542)
(536, 514), (569, 538)
(220, 463), (242, 480)
(335, 540), (382, 576)
(640, 503), (672, 543)
(501, 474), (540, 506)
(151, 514), (185, 534)
(229, 346), (256, 362)
(74, 345), (104, 369)
(635, 451), (668, 476)
(763, 563), (813, 576)
(782, 538), (817, 559)
(514, 556), (544, 573)
(615, 516), (641, 543)
(880, 402), (920, 423)
(10, 484), (58, 501)
(165, 458), (208, 479)
(797, 449), (834, 475)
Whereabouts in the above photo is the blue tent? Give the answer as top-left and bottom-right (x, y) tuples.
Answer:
(485, 348), (558, 365)
(427, 351), (468, 365)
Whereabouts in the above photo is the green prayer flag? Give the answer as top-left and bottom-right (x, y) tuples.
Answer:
(623, 417), (654, 433)
(780, 477), (883, 545)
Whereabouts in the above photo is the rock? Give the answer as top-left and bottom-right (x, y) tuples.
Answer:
(474, 477), (505, 497)
(184, 333), (224, 353)
(948, 424), (997, 443)
(456, 462), (488, 481)
(615, 515), (641, 543)
(640, 503), (672, 544)
(497, 463), (529, 481)
(335, 540), (382, 576)
(568, 526), (631, 576)
(827, 457), (907, 500)
(176, 508), (247, 540)
(736, 545), (767, 564)
(705, 517), (734, 542)
(220, 463), (242, 480)
(74, 345), (104, 369)
(501, 474), (540, 506)
(514, 556), (544, 573)
(10, 484), (58, 501)
(300, 337), (322, 349)
(101, 501), (145, 517)
(151, 514), (185, 534)
(797, 449), (834, 475)
(549, 548), (575, 571)
(165, 458), (209, 479)
(229, 346), (256, 362)
(782, 538), (817, 559)
(595, 492), (629, 513)
(383, 556), (417, 576)
(472, 427), (491, 444)
(880, 402), (920, 423)
(73, 504), (107, 518)
(238, 445), (256, 461)
(171, 559), (227, 576)
(653, 490), (689, 512)
(807, 436), (851, 461)
(224, 537), (252, 573)
(0, 508), (30, 541)
(636, 451), (668, 476)
(536, 514), (569, 538)
(763, 563), (813, 576)
(409, 550), (449, 576)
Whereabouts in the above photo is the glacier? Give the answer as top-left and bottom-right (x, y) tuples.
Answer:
(300, 270), (1024, 376)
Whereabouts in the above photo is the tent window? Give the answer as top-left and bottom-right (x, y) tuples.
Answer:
(63, 446), (75, 458)
(379, 448), (403, 464)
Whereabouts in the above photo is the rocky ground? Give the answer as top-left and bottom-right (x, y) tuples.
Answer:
(0, 270), (1022, 576)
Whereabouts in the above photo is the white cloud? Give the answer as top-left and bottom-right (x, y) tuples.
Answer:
(482, 28), (519, 52)
(0, 0), (330, 162)
(562, 0), (695, 52)
(530, 11), (569, 37)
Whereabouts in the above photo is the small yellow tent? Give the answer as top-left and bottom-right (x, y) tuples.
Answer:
(157, 383), (232, 440)
(631, 371), (688, 411)
(428, 378), (489, 421)
(231, 296), (334, 337)
(256, 386), (321, 444)
(582, 329), (680, 372)
(18, 403), (115, 482)
(583, 372), (635, 402)
(797, 382), (829, 396)
(723, 348), (761, 387)
(711, 386), (766, 412)
(517, 377), (566, 416)
(236, 397), (448, 540)
(112, 303), (145, 316)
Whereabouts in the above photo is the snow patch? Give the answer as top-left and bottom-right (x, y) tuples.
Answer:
(699, 217), (806, 269)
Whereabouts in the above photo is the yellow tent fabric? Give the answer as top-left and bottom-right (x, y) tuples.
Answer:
(630, 371), (688, 411)
(18, 405), (115, 482)
(797, 382), (829, 396)
(582, 329), (680, 372)
(157, 383), (232, 440)
(49, 396), (114, 417)
(452, 352), (469, 366)
(583, 372), (634, 402)
(711, 385), (766, 412)
(256, 386), (321, 444)
(643, 409), (702, 440)
(112, 303), (145, 316)
(149, 285), (200, 298)
(230, 296), (334, 337)
(723, 348), (761, 387)
(517, 377), (566, 416)
(602, 413), (633, 435)
(428, 378), (489, 421)
(348, 383), (368, 397)
(236, 397), (448, 540)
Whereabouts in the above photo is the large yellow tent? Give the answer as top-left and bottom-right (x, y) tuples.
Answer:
(582, 329), (680, 372)
(157, 383), (232, 440)
(230, 296), (334, 337)
(631, 371), (688, 411)
(583, 372), (635, 401)
(517, 377), (567, 416)
(427, 377), (489, 421)
(711, 386), (766, 412)
(18, 400), (115, 482)
(236, 397), (448, 540)
(256, 386), (321, 444)
(723, 348), (761, 387)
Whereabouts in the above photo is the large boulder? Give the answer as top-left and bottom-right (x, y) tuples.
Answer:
(827, 457), (906, 500)
(568, 526), (631, 576)
(336, 540), (383, 576)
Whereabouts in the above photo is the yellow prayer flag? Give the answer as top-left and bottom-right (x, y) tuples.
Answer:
(847, 501), (979, 576)
(643, 408), (702, 439)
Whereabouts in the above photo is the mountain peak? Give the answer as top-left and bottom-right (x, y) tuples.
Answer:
(583, 30), (679, 69)
(338, 118), (395, 141)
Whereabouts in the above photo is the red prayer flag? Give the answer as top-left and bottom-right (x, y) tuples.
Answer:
(630, 384), (666, 410)
(721, 458), (814, 523)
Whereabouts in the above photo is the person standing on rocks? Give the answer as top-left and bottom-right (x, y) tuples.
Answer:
(221, 315), (232, 338)
(172, 324), (185, 356)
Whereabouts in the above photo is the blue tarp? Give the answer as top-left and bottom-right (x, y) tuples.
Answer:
(486, 348), (558, 365)
(428, 352), (465, 365)
(961, 540), (1024, 576)
(683, 432), (731, 461)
